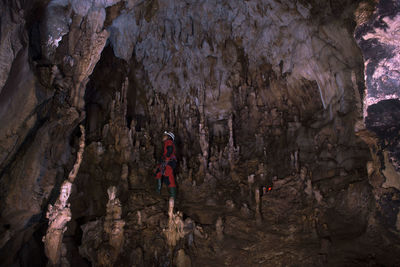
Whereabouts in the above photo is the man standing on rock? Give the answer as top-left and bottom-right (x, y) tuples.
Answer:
(155, 131), (177, 199)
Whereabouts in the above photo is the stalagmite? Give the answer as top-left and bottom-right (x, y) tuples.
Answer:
(396, 212), (400, 232)
(137, 211), (142, 226)
(225, 200), (235, 211)
(240, 203), (251, 218)
(255, 188), (262, 225)
(291, 149), (300, 173)
(366, 161), (374, 177)
(197, 86), (210, 174)
(101, 186), (125, 265)
(164, 198), (185, 247)
(43, 125), (85, 266)
(228, 114), (235, 166)
(228, 114), (240, 171)
(168, 197), (174, 222)
(216, 216), (224, 241)
(107, 77), (135, 162)
(199, 115), (209, 173)
(176, 249), (192, 267)
(248, 174), (255, 196)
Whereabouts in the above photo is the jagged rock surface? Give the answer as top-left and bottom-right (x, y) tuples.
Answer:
(0, 0), (399, 266)
(355, 0), (400, 246)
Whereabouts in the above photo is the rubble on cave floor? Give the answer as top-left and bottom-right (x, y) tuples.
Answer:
(74, 170), (331, 266)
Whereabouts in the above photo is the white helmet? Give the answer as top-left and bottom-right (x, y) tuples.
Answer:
(164, 131), (175, 141)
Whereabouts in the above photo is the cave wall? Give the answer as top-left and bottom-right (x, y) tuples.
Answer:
(0, 0), (108, 263)
(355, 0), (400, 173)
(354, 0), (400, 242)
(0, 0), (399, 266)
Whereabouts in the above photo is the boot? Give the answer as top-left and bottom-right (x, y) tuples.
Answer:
(169, 187), (177, 200)
(156, 179), (162, 194)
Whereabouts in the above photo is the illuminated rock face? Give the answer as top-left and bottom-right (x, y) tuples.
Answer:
(356, 0), (400, 110)
(356, 0), (400, 173)
(354, 0), (400, 244)
(107, 0), (364, 117)
(0, 0), (399, 266)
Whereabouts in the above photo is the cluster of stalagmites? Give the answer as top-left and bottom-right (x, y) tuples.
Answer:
(2, 0), (400, 265)
(79, 186), (125, 266)
(16, 43), (390, 265)
(69, 62), (374, 265)
(9, 66), (398, 266)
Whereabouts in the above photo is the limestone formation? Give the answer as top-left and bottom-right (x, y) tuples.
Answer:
(198, 108), (209, 174)
(228, 114), (240, 171)
(100, 186), (125, 266)
(43, 125), (85, 266)
(78, 186), (125, 266)
(215, 216), (224, 241)
(164, 198), (185, 248)
(0, 0), (400, 266)
(255, 188), (262, 225)
(175, 249), (192, 267)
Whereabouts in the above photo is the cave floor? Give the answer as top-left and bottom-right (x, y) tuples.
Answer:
(118, 180), (333, 267)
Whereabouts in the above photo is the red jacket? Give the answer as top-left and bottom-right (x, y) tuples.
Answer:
(162, 139), (176, 161)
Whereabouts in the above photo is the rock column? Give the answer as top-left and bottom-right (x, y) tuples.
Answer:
(43, 125), (85, 266)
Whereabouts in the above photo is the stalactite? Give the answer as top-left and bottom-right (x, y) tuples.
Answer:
(69, 12), (109, 109)
(43, 125), (85, 266)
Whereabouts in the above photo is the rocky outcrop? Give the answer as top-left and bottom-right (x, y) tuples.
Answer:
(355, 0), (400, 111)
(355, 0), (400, 245)
(0, 0), (116, 264)
(355, 0), (400, 171)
